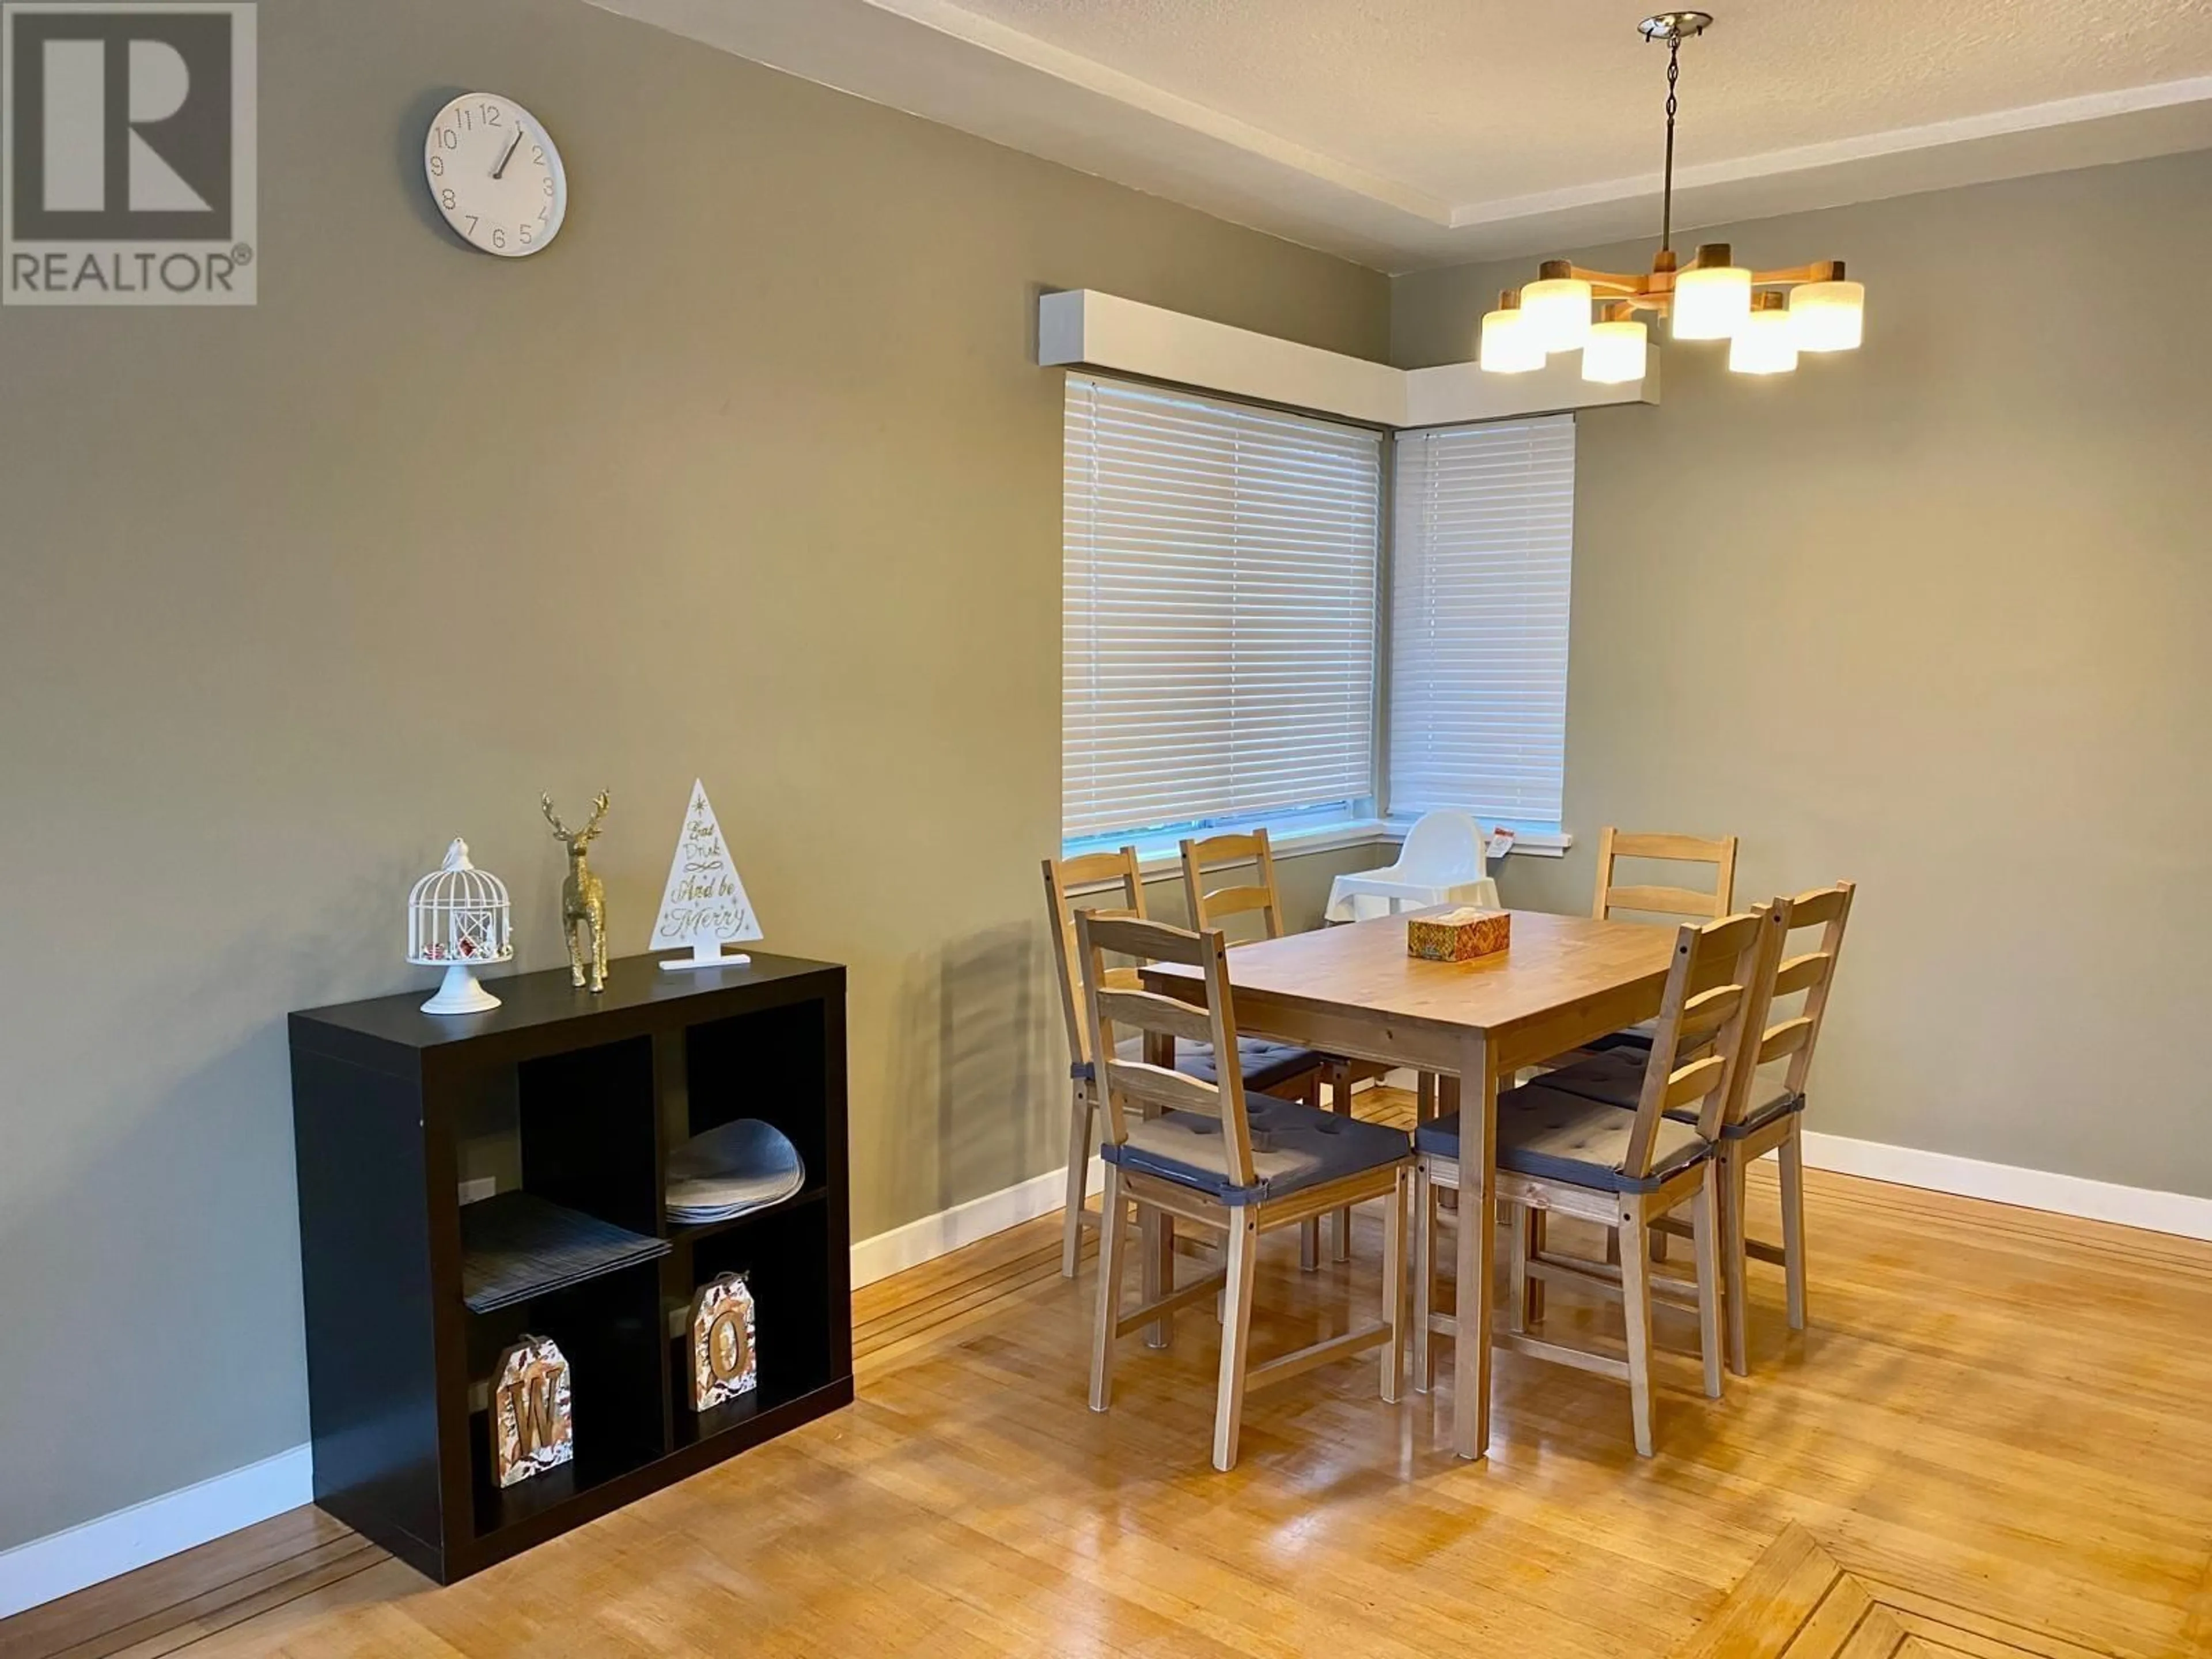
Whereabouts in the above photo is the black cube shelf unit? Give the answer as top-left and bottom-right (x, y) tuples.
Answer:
(289, 952), (850, 1584)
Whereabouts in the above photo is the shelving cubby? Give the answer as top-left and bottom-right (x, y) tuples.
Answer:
(290, 951), (850, 1584)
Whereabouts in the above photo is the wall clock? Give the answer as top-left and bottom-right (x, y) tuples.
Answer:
(423, 92), (568, 257)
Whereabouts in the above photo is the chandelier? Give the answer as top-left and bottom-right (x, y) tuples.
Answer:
(1481, 12), (1864, 382)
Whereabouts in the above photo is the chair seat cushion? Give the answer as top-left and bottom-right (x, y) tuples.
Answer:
(1101, 1097), (1410, 1206)
(1173, 1037), (1327, 1094)
(1415, 1084), (1710, 1194)
(1541, 1051), (1801, 1139)
(1072, 1037), (1323, 1094)
(1590, 1023), (1656, 1053)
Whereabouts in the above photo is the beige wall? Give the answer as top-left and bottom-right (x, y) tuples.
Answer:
(1395, 150), (2212, 1203)
(0, 0), (1388, 1548)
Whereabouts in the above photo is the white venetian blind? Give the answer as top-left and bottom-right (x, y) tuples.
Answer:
(1388, 415), (1575, 825)
(1063, 374), (1382, 844)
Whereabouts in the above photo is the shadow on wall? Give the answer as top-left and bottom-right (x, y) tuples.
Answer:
(877, 921), (1052, 1229)
(936, 922), (1047, 1213)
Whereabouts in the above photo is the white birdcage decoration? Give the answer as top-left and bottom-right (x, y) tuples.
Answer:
(407, 839), (514, 1015)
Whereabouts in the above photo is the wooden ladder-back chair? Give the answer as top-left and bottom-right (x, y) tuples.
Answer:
(1412, 908), (1767, 1456)
(1181, 829), (1393, 1268)
(1078, 912), (1412, 1471)
(1540, 828), (1745, 1079)
(1542, 883), (1854, 1372)
(1044, 848), (1147, 1278)
(1593, 828), (1741, 923)
(1046, 849), (1326, 1278)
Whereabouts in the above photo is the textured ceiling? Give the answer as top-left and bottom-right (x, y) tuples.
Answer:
(592, 0), (2212, 267)
(958, 0), (2212, 203)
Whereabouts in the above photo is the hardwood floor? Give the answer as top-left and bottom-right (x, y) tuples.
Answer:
(6, 1089), (2209, 1659)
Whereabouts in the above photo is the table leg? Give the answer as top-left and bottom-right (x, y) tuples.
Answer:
(1452, 1033), (1497, 1460)
(1329, 1066), (1354, 1263)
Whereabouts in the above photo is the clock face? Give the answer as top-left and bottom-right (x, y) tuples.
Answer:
(424, 93), (567, 257)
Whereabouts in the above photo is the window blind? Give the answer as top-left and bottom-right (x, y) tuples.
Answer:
(1388, 415), (1575, 826)
(1063, 374), (1382, 845)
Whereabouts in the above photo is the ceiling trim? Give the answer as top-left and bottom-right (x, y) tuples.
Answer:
(592, 0), (2212, 271)
(1449, 73), (2212, 232)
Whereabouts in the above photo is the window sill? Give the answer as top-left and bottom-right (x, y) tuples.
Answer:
(1380, 820), (1577, 859)
(1063, 818), (1395, 892)
(1062, 820), (1576, 895)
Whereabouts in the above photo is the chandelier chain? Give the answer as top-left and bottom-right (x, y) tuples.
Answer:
(1661, 36), (1681, 253)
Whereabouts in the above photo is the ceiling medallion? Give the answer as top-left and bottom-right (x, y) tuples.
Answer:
(1482, 12), (1865, 382)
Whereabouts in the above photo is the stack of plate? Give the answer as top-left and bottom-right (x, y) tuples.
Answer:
(666, 1118), (806, 1226)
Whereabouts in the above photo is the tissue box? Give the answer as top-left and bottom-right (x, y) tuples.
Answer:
(1406, 907), (1512, 963)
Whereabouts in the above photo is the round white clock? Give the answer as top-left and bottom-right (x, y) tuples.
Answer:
(423, 93), (567, 257)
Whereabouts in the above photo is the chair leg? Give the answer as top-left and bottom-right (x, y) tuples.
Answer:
(1649, 1226), (1670, 1265)
(1142, 1210), (1175, 1350)
(1507, 1200), (1532, 1334)
(1721, 1148), (1751, 1377)
(1329, 1067), (1354, 1263)
(1416, 1071), (1437, 1126)
(1061, 1081), (1093, 1279)
(1089, 1166), (1127, 1412)
(1779, 1120), (1809, 1332)
(1411, 1161), (1436, 1395)
(1381, 1166), (1407, 1403)
(1213, 1209), (1261, 1471)
(1618, 1202), (1657, 1457)
(1690, 1165), (1725, 1400)
(1525, 1209), (1547, 1324)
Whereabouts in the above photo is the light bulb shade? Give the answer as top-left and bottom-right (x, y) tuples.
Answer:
(1728, 305), (1799, 375)
(1789, 279), (1864, 351)
(1479, 306), (1544, 373)
(1582, 318), (1648, 384)
(1520, 277), (1593, 353)
(1672, 264), (1752, 340)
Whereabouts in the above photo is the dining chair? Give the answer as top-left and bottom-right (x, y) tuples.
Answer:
(1044, 849), (1325, 1278)
(1536, 827), (1744, 1080)
(1543, 882), (1855, 1372)
(1411, 908), (1766, 1456)
(1181, 829), (1393, 1266)
(1593, 827), (1740, 923)
(1078, 910), (1412, 1471)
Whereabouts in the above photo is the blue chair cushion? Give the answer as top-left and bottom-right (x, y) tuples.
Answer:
(1101, 1096), (1410, 1207)
(1073, 1037), (1323, 1094)
(1415, 1083), (1709, 1194)
(1541, 1051), (1802, 1141)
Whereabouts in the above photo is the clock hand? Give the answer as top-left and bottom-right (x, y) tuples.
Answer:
(493, 128), (524, 180)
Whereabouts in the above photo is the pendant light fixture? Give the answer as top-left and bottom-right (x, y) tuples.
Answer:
(1480, 12), (1865, 381)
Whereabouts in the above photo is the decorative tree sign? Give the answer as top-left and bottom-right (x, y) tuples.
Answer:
(654, 779), (763, 970)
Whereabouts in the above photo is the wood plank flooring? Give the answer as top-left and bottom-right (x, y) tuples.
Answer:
(6, 1088), (2208, 1658)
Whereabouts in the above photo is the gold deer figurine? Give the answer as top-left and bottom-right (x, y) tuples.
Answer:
(541, 791), (611, 993)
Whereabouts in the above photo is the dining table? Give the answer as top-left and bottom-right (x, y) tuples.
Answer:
(1142, 907), (1681, 1460)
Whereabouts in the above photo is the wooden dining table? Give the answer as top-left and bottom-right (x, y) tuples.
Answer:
(1143, 907), (1680, 1460)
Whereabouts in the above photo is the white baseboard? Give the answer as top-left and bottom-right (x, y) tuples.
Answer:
(850, 1156), (1103, 1289)
(1800, 1131), (2212, 1242)
(0, 1443), (314, 1620)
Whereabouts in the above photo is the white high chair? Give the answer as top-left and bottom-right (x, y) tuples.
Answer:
(1325, 810), (1502, 922)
